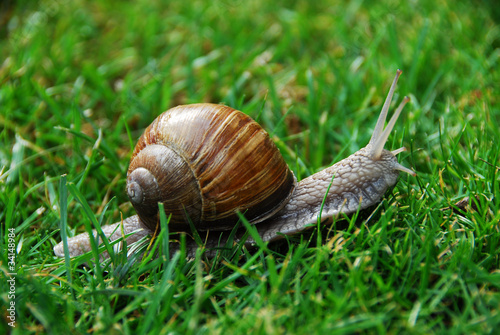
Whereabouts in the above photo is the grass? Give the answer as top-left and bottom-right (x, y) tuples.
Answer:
(1, 0), (499, 333)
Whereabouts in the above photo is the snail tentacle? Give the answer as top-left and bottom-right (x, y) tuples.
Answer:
(371, 96), (411, 159)
(369, 69), (402, 149)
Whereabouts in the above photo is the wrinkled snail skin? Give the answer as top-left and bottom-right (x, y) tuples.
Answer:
(252, 146), (405, 244)
(53, 69), (415, 259)
(53, 215), (149, 258)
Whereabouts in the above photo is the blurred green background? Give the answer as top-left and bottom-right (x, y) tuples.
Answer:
(1, 0), (499, 333)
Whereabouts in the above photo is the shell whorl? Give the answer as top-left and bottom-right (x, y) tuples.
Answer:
(127, 143), (202, 231)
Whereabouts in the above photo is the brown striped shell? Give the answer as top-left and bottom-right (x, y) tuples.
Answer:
(126, 103), (296, 232)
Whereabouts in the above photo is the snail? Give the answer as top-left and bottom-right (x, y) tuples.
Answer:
(54, 70), (415, 259)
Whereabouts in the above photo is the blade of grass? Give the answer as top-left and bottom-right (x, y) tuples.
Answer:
(58, 174), (74, 299)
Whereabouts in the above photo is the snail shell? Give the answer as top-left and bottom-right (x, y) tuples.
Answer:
(126, 104), (296, 232)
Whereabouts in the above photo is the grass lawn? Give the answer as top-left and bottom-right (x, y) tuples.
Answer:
(1, 0), (499, 333)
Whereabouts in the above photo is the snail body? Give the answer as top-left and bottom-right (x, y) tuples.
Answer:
(54, 70), (415, 259)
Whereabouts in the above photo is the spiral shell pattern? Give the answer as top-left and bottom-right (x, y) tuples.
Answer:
(127, 104), (296, 232)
